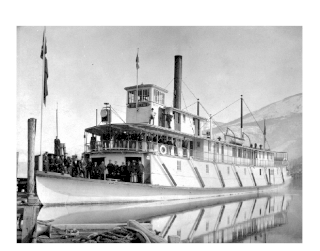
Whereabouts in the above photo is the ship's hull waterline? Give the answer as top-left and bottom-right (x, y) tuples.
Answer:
(36, 171), (291, 206)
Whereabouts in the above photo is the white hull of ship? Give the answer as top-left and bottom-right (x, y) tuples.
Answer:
(36, 170), (291, 206)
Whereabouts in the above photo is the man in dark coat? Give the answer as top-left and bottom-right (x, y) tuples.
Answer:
(106, 160), (114, 178)
(66, 156), (73, 175)
(49, 155), (55, 172)
(137, 160), (145, 183)
(91, 162), (99, 179)
(86, 158), (93, 179)
(119, 162), (127, 182)
(43, 152), (49, 173)
(113, 161), (120, 179)
(72, 155), (82, 177)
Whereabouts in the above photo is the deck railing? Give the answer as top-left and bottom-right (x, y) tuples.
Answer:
(85, 140), (287, 167)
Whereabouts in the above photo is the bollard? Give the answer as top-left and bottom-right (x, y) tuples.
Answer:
(27, 118), (39, 205)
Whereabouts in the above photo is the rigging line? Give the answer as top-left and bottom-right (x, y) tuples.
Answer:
(182, 101), (197, 111)
(181, 90), (195, 135)
(182, 80), (198, 100)
(243, 100), (271, 149)
(111, 107), (126, 123)
(199, 102), (225, 135)
(211, 98), (240, 118)
(164, 78), (174, 89)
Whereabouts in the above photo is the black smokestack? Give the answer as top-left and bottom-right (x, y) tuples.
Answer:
(173, 55), (182, 109)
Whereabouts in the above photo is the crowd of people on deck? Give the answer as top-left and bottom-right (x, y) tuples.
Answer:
(42, 152), (145, 183)
(90, 130), (190, 152)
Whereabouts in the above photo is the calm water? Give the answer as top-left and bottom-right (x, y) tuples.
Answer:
(38, 178), (302, 243)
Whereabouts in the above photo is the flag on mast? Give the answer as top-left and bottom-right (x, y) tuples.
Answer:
(40, 29), (49, 105)
(136, 52), (139, 70)
(263, 119), (266, 136)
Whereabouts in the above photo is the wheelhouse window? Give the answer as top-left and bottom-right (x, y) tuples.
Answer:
(137, 89), (150, 102)
(128, 90), (136, 104)
(154, 89), (165, 104)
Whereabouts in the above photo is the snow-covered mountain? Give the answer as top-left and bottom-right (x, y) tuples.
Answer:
(209, 93), (302, 162)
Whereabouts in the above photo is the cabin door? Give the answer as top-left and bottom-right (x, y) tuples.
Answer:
(190, 141), (194, 157)
(158, 108), (166, 127)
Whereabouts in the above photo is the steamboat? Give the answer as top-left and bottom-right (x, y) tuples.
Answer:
(36, 55), (291, 205)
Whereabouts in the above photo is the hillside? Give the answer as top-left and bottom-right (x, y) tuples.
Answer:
(208, 93), (302, 162)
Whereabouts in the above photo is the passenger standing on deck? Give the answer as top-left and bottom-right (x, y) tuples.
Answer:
(80, 156), (87, 178)
(119, 162), (126, 181)
(149, 108), (156, 125)
(99, 161), (107, 180)
(55, 156), (62, 174)
(49, 155), (55, 172)
(90, 135), (96, 151)
(106, 160), (114, 179)
(166, 113), (173, 128)
(92, 162), (99, 179)
(130, 160), (138, 183)
(43, 152), (49, 173)
(137, 160), (145, 183)
(113, 161), (120, 179)
(66, 156), (73, 175)
(60, 155), (67, 174)
(86, 158), (93, 179)
(73, 155), (81, 177)
(126, 161), (132, 182)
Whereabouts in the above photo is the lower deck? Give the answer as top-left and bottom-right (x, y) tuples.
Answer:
(88, 151), (289, 189)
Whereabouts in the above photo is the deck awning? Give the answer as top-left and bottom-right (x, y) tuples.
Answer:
(85, 123), (202, 140)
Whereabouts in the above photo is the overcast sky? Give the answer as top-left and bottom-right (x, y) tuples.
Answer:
(17, 26), (302, 161)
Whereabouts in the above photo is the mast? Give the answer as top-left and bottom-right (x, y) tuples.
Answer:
(197, 99), (200, 116)
(56, 102), (58, 138)
(136, 48), (139, 113)
(240, 95), (243, 138)
(263, 119), (266, 150)
(39, 27), (46, 172)
(209, 114), (212, 140)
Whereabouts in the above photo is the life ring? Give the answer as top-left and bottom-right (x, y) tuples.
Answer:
(159, 145), (167, 155)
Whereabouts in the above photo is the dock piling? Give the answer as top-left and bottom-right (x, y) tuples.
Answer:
(27, 118), (39, 205)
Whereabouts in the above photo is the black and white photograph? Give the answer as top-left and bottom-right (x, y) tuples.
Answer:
(9, 0), (317, 245)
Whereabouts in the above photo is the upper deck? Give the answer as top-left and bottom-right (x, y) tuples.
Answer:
(84, 123), (288, 167)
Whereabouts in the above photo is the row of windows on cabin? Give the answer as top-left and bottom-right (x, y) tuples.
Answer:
(198, 141), (274, 160)
(127, 89), (165, 105)
(176, 160), (280, 175)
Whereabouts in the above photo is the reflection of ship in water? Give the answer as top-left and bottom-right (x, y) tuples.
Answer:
(151, 195), (291, 243)
(38, 193), (291, 243)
